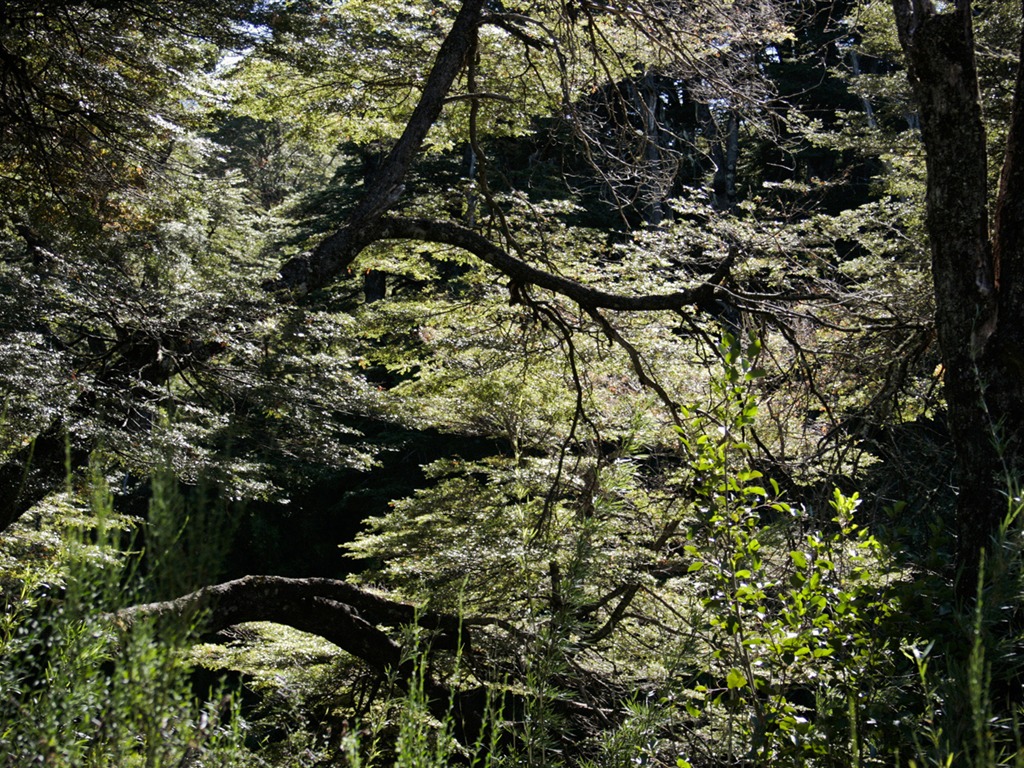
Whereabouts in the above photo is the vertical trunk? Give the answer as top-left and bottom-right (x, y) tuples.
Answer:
(723, 110), (740, 209)
(706, 107), (739, 212)
(639, 72), (666, 226)
(989, 3), (1024, 386)
(849, 49), (878, 129)
(364, 270), (387, 302)
(891, 0), (1010, 595)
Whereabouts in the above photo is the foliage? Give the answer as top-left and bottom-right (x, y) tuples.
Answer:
(5, 0), (1024, 766)
(0, 471), (251, 767)
(676, 334), (900, 765)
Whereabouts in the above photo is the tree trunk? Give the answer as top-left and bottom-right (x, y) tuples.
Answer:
(892, 0), (1024, 596)
(0, 420), (83, 532)
(268, 0), (486, 295)
(114, 575), (486, 751)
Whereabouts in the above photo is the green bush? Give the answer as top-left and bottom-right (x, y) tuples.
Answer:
(0, 469), (252, 768)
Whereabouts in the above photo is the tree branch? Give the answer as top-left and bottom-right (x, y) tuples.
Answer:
(114, 575), (467, 658)
(375, 216), (727, 312)
(268, 0), (486, 295)
(116, 575), (508, 756)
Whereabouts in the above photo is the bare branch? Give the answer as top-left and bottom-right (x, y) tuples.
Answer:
(113, 575), (466, 661)
(375, 216), (728, 312)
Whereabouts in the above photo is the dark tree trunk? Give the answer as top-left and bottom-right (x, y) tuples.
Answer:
(0, 420), (85, 533)
(363, 269), (387, 302)
(705, 106), (739, 212)
(268, 0), (486, 295)
(892, 0), (1024, 597)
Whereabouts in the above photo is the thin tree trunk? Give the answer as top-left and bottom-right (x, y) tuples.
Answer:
(849, 49), (878, 129)
(706, 106), (739, 212)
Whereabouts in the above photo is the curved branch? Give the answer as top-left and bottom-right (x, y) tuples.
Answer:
(113, 575), (493, 755)
(114, 575), (466, 659)
(375, 216), (730, 312)
(482, 13), (551, 50)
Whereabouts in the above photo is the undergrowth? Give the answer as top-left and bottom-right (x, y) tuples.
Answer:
(0, 469), (252, 768)
(3, 340), (1024, 766)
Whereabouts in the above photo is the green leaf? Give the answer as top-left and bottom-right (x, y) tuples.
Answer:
(726, 668), (747, 689)
(790, 550), (808, 569)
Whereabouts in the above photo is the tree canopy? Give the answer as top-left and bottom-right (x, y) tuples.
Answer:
(2, 0), (1024, 765)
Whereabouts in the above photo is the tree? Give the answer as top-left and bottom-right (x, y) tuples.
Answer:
(889, 0), (1024, 594)
(1, 0), (801, 530)
(11, 1), (1022, 764)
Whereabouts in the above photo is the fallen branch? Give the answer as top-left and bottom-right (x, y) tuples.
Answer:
(114, 574), (466, 658)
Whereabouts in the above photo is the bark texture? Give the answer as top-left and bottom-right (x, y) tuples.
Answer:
(892, 0), (1024, 593)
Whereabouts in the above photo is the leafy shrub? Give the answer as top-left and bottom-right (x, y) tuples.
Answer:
(0, 470), (252, 768)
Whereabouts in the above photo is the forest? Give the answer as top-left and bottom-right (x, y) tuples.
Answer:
(3, 0), (1024, 765)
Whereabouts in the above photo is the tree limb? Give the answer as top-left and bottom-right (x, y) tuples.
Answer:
(114, 575), (509, 755)
(267, 0), (486, 295)
(374, 216), (727, 312)
(114, 575), (467, 657)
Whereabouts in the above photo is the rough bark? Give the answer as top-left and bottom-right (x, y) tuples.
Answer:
(892, 0), (1024, 593)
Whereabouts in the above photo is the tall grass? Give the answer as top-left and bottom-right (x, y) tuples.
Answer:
(0, 468), (251, 767)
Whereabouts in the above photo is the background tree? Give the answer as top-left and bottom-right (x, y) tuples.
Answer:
(7, 0), (1024, 764)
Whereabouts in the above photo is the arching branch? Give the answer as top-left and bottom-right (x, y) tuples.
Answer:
(114, 575), (491, 753)
(374, 216), (730, 312)
(267, 0), (486, 295)
(114, 575), (466, 655)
